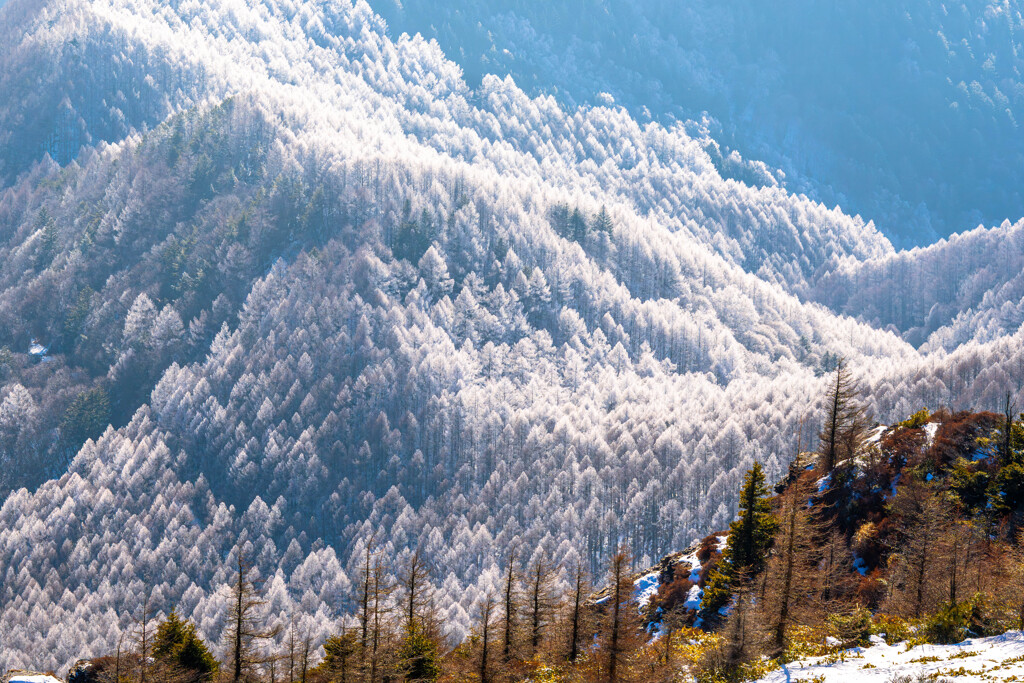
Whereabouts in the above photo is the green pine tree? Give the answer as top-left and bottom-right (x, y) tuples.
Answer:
(153, 609), (219, 682)
(153, 609), (190, 660)
(593, 206), (613, 234)
(700, 462), (779, 615)
(399, 627), (440, 682)
(58, 386), (111, 465)
(313, 631), (359, 682)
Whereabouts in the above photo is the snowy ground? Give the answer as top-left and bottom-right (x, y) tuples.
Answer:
(756, 631), (1024, 682)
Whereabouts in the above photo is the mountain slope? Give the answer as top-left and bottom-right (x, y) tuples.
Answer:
(0, 0), (1021, 673)
(369, 0), (1024, 246)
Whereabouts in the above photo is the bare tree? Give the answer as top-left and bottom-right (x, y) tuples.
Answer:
(1000, 391), (1017, 466)
(300, 629), (311, 683)
(478, 593), (497, 683)
(224, 550), (282, 683)
(603, 547), (641, 683)
(115, 628), (127, 683)
(566, 564), (589, 664)
(760, 475), (819, 655)
(368, 557), (395, 683)
(526, 557), (558, 654)
(400, 549), (432, 634)
(358, 536), (375, 670)
(286, 620), (298, 683)
(133, 591), (155, 683)
(886, 484), (952, 617)
(818, 359), (869, 472)
(500, 546), (520, 664)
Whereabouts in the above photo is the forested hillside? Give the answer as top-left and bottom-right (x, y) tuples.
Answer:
(0, 0), (1022, 674)
(370, 0), (1024, 246)
(38, 383), (1024, 683)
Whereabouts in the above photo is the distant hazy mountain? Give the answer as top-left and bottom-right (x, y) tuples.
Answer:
(368, 0), (1024, 246)
(0, 0), (1021, 673)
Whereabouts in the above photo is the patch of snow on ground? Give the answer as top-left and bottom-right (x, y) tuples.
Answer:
(924, 421), (939, 447)
(754, 630), (1024, 682)
(634, 570), (661, 609)
(865, 425), (886, 445)
(683, 584), (703, 610)
(8, 676), (63, 683)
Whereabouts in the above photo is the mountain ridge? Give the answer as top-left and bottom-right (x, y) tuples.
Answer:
(0, 0), (1022, 673)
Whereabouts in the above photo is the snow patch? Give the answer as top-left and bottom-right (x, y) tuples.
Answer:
(7, 676), (63, 683)
(754, 630), (1024, 682)
(865, 425), (886, 445)
(634, 570), (661, 609)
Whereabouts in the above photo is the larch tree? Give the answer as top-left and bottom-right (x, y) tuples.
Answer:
(500, 546), (521, 664)
(358, 537), (376, 667)
(397, 550), (440, 683)
(224, 551), (281, 683)
(760, 474), (819, 656)
(602, 547), (641, 683)
(400, 549), (432, 635)
(818, 358), (869, 472)
(133, 591), (154, 683)
(477, 593), (496, 683)
(566, 564), (589, 664)
(886, 483), (953, 618)
(368, 557), (396, 683)
(526, 557), (558, 655)
(319, 628), (358, 683)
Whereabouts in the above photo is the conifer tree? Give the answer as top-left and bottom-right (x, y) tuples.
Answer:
(477, 593), (496, 683)
(500, 547), (521, 664)
(701, 463), (778, 615)
(398, 550), (440, 682)
(358, 537), (375, 668)
(819, 528), (854, 605)
(368, 557), (396, 683)
(593, 206), (613, 235)
(886, 483), (952, 618)
(566, 565), (589, 664)
(569, 208), (587, 242)
(152, 609), (218, 682)
(224, 551), (281, 683)
(760, 475), (819, 656)
(818, 359), (869, 472)
(400, 549), (432, 635)
(318, 629), (358, 683)
(133, 592), (154, 683)
(995, 392), (1024, 467)
(719, 584), (760, 676)
(526, 557), (557, 654)
(602, 547), (641, 683)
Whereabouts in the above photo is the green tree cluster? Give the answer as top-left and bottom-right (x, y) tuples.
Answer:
(153, 609), (219, 682)
(700, 462), (778, 615)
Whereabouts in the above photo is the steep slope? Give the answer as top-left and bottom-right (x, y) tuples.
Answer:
(0, 0), (1021, 674)
(370, 0), (1024, 246)
(809, 219), (1024, 349)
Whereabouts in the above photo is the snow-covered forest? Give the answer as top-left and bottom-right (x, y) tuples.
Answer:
(369, 0), (1024, 246)
(0, 0), (1022, 673)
